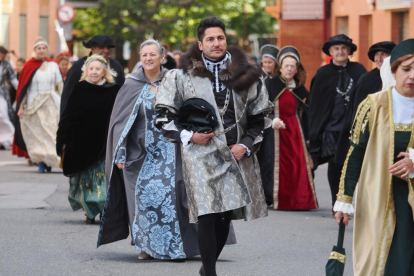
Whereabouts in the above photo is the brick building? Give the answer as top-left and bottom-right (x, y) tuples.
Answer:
(265, 0), (414, 89)
(1, 0), (60, 63)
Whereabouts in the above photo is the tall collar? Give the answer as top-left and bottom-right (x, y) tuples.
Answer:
(331, 59), (349, 69)
(279, 75), (299, 90)
(129, 66), (167, 84)
(202, 53), (230, 71)
(179, 43), (262, 93)
(86, 78), (106, 86)
(202, 53), (230, 93)
(392, 87), (414, 124)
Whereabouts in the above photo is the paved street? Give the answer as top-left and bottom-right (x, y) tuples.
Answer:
(0, 150), (353, 276)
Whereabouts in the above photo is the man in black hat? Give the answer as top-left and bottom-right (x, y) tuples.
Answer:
(309, 34), (367, 208)
(335, 41), (396, 166)
(60, 35), (125, 115)
(351, 41), (396, 113)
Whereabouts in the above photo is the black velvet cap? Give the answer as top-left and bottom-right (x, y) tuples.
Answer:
(368, 41), (396, 62)
(322, 34), (357, 56)
(390, 39), (414, 64)
(83, 35), (116, 49)
(260, 44), (280, 62)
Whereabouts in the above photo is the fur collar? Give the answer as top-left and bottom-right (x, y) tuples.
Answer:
(179, 43), (262, 92)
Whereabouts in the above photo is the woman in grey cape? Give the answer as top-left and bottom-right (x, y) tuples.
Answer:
(97, 39), (202, 260)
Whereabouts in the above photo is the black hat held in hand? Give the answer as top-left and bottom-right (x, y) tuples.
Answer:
(83, 35), (116, 49)
(322, 34), (357, 56)
(367, 41), (396, 62)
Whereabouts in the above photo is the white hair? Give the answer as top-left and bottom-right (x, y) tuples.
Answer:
(139, 39), (165, 56)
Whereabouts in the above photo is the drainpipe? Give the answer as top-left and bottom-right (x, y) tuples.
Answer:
(323, 0), (328, 43)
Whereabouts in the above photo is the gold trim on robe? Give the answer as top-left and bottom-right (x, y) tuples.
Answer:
(273, 100), (280, 209)
(338, 88), (414, 275)
(272, 88), (315, 209)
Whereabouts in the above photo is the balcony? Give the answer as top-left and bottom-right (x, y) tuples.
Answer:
(65, 0), (99, 8)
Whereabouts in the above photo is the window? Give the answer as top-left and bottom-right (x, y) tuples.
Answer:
(359, 15), (372, 68)
(20, 14), (27, 58)
(337, 16), (349, 36)
(392, 12), (409, 43)
(1, 13), (10, 48)
(39, 16), (49, 41)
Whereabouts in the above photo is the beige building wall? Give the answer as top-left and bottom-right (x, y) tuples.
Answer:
(267, 0), (414, 75)
(330, 0), (414, 70)
(1, 0), (59, 64)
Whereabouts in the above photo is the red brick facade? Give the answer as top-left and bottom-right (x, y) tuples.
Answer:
(266, 0), (414, 88)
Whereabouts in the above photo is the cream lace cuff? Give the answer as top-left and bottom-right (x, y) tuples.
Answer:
(239, 144), (251, 157)
(409, 148), (414, 178)
(180, 130), (193, 148)
(333, 201), (355, 214)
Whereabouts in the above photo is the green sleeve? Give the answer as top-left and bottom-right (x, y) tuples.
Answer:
(343, 125), (370, 197)
(337, 96), (372, 203)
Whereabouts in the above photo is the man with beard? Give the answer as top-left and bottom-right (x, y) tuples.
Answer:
(154, 17), (271, 276)
(309, 34), (367, 209)
(335, 41), (396, 165)
(60, 35), (125, 115)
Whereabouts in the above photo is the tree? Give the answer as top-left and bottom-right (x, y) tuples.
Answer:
(73, 0), (276, 50)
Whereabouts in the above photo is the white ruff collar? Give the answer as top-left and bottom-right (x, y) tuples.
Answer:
(202, 53), (230, 93)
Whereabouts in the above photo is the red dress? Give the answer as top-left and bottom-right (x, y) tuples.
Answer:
(275, 90), (317, 209)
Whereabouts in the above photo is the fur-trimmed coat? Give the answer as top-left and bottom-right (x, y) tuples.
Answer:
(154, 43), (272, 223)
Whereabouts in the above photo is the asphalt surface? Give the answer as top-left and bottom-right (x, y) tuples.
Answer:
(0, 150), (353, 276)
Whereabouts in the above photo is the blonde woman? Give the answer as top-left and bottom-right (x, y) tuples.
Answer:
(15, 37), (62, 172)
(56, 55), (120, 224)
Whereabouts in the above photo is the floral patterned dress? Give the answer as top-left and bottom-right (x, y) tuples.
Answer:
(116, 85), (185, 259)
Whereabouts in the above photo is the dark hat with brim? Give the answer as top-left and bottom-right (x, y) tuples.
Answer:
(0, 46), (8, 55)
(277, 46), (301, 65)
(322, 34), (357, 56)
(83, 35), (116, 49)
(368, 41), (396, 62)
(260, 44), (280, 62)
(390, 39), (414, 65)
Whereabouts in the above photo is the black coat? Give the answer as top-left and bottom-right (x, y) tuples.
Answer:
(60, 55), (125, 116)
(309, 60), (366, 166)
(335, 68), (382, 164)
(56, 81), (120, 176)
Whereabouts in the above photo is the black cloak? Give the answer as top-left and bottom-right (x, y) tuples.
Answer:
(56, 81), (120, 176)
(309, 60), (366, 166)
(335, 68), (382, 164)
(60, 55), (125, 116)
